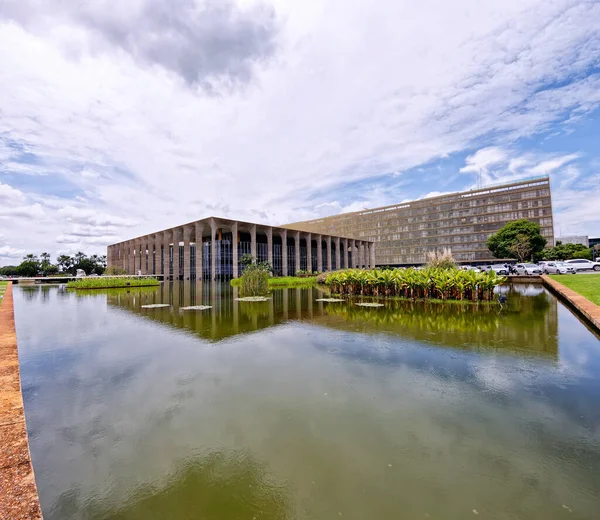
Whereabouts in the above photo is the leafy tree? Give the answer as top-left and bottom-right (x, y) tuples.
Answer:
(507, 234), (532, 262)
(56, 255), (74, 273)
(539, 242), (592, 261)
(487, 219), (546, 260)
(0, 265), (18, 276)
(17, 259), (40, 277)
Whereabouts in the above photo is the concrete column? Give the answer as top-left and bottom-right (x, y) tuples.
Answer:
(210, 219), (217, 281)
(350, 240), (355, 268)
(173, 227), (181, 280)
(361, 242), (365, 268)
(250, 224), (257, 261)
(317, 235), (323, 272)
(148, 235), (154, 274)
(195, 222), (203, 280)
(232, 221), (239, 278)
(306, 233), (312, 274)
(295, 231), (300, 275)
(343, 239), (349, 269)
(335, 237), (341, 271)
(267, 227), (273, 269)
(371, 242), (376, 268)
(326, 236), (332, 272)
(128, 240), (134, 274)
(142, 237), (149, 275)
(183, 226), (192, 280)
(280, 229), (288, 276)
(163, 230), (170, 277)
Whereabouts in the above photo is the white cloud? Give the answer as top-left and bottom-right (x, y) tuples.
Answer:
(1, 0), (600, 262)
(0, 181), (25, 202)
(460, 147), (508, 174)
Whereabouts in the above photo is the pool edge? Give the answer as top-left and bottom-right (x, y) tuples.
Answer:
(0, 282), (43, 519)
(541, 275), (600, 336)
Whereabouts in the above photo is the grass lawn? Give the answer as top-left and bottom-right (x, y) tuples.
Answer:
(231, 276), (318, 288)
(66, 277), (160, 290)
(0, 281), (7, 304)
(549, 274), (600, 305)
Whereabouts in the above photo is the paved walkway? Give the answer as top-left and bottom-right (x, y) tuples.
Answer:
(0, 283), (43, 519)
(542, 275), (600, 333)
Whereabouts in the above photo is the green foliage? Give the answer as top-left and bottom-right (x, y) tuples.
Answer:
(238, 255), (272, 296)
(487, 219), (547, 260)
(325, 267), (505, 301)
(232, 276), (318, 288)
(540, 242), (592, 261)
(66, 277), (159, 289)
(17, 260), (41, 277)
(426, 247), (457, 269)
(0, 251), (107, 277)
(0, 265), (19, 276)
(240, 270), (269, 297)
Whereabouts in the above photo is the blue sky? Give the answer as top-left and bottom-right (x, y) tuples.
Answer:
(1, 0), (600, 263)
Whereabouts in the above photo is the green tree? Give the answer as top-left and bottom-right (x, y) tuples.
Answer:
(539, 242), (592, 261)
(507, 234), (532, 262)
(17, 259), (40, 277)
(487, 219), (546, 260)
(56, 255), (74, 273)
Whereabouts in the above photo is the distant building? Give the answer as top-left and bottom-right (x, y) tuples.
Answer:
(285, 176), (554, 266)
(557, 235), (589, 247)
(589, 237), (600, 249)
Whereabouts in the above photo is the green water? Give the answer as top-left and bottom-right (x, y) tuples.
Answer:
(13, 282), (600, 519)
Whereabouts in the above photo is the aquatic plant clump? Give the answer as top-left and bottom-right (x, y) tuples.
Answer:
(315, 298), (345, 303)
(325, 267), (505, 301)
(180, 306), (212, 311)
(141, 304), (170, 308)
(67, 277), (160, 290)
(235, 296), (271, 302)
(356, 302), (385, 307)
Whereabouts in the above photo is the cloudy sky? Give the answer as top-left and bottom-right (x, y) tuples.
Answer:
(1, 0), (600, 263)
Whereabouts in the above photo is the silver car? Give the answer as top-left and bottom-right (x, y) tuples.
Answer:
(541, 262), (576, 275)
(514, 263), (542, 275)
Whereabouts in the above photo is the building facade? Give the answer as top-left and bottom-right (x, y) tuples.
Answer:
(285, 177), (554, 266)
(556, 235), (589, 247)
(107, 217), (374, 280)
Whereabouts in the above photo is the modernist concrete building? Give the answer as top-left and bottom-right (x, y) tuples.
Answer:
(107, 217), (375, 280)
(285, 176), (555, 266)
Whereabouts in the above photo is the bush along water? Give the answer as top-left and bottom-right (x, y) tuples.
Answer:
(325, 267), (506, 301)
(239, 254), (271, 297)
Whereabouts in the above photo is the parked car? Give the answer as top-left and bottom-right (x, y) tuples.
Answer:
(485, 264), (509, 275)
(564, 259), (600, 271)
(540, 262), (576, 275)
(75, 269), (87, 278)
(514, 263), (543, 275)
(460, 265), (481, 272)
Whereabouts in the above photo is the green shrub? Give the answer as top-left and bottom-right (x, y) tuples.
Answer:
(325, 267), (505, 301)
(240, 269), (269, 297)
(66, 277), (159, 290)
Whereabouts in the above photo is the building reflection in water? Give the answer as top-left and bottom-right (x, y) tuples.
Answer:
(94, 282), (561, 359)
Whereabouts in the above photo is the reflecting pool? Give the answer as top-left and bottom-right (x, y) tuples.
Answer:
(13, 282), (600, 519)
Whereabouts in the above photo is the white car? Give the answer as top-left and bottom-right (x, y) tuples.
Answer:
(514, 263), (542, 275)
(540, 262), (576, 275)
(564, 259), (600, 272)
(481, 264), (510, 275)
